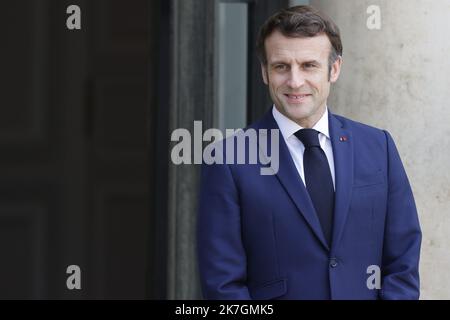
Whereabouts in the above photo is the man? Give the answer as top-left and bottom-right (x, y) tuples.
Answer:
(197, 5), (421, 299)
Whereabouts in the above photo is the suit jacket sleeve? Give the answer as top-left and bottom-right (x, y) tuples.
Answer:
(380, 130), (422, 299)
(197, 161), (251, 299)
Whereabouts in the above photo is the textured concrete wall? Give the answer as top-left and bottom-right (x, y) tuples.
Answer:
(310, 0), (450, 299)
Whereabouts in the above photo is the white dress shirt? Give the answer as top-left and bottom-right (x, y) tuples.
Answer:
(272, 105), (336, 190)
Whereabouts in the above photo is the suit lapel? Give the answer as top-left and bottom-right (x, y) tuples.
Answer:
(329, 113), (354, 250)
(256, 110), (330, 251)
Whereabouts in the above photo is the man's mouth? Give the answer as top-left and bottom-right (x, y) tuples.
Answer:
(284, 94), (311, 102)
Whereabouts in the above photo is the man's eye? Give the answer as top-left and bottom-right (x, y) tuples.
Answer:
(304, 63), (316, 69)
(275, 64), (287, 71)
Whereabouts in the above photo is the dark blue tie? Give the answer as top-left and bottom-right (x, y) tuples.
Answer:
(295, 129), (334, 246)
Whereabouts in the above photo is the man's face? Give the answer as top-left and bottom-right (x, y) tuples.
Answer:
(261, 30), (342, 128)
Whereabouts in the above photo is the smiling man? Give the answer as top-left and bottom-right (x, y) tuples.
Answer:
(197, 5), (422, 300)
(261, 30), (340, 129)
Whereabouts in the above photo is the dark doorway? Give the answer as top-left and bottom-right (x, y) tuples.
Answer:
(0, 0), (159, 299)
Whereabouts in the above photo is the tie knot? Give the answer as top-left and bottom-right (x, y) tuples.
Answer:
(295, 129), (320, 148)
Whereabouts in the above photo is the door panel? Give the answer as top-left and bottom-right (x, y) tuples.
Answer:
(0, 0), (157, 299)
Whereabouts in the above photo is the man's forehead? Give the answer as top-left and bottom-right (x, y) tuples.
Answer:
(267, 48), (328, 63)
(265, 31), (331, 61)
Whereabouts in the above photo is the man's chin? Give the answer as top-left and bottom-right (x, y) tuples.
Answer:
(284, 104), (311, 116)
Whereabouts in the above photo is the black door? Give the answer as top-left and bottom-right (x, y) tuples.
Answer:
(0, 0), (158, 299)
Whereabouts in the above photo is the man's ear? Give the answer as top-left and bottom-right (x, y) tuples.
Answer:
(261, 63), (268, 85)
(330, 56), (342, 83)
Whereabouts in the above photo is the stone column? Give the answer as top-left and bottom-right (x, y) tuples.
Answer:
(167, 0), (216, 299)
(311, 0), (450, 299)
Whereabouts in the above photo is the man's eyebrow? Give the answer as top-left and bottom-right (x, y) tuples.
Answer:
(269, 59), (322, 66)
(301, 60), (321, 66)
(269, 60), (289, 66)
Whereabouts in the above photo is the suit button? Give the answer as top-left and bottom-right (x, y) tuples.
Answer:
(330, 258), (338, 268)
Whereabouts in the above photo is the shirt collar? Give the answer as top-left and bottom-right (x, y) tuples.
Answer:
(272, 105), (330, 140)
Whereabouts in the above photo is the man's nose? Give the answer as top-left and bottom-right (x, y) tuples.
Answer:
(286, 70), (305, 88)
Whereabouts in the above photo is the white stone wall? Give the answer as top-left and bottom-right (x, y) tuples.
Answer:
(306, 0), (450, 299)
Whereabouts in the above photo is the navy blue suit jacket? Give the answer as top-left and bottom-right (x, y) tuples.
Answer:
(197, 109), (421, 300)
